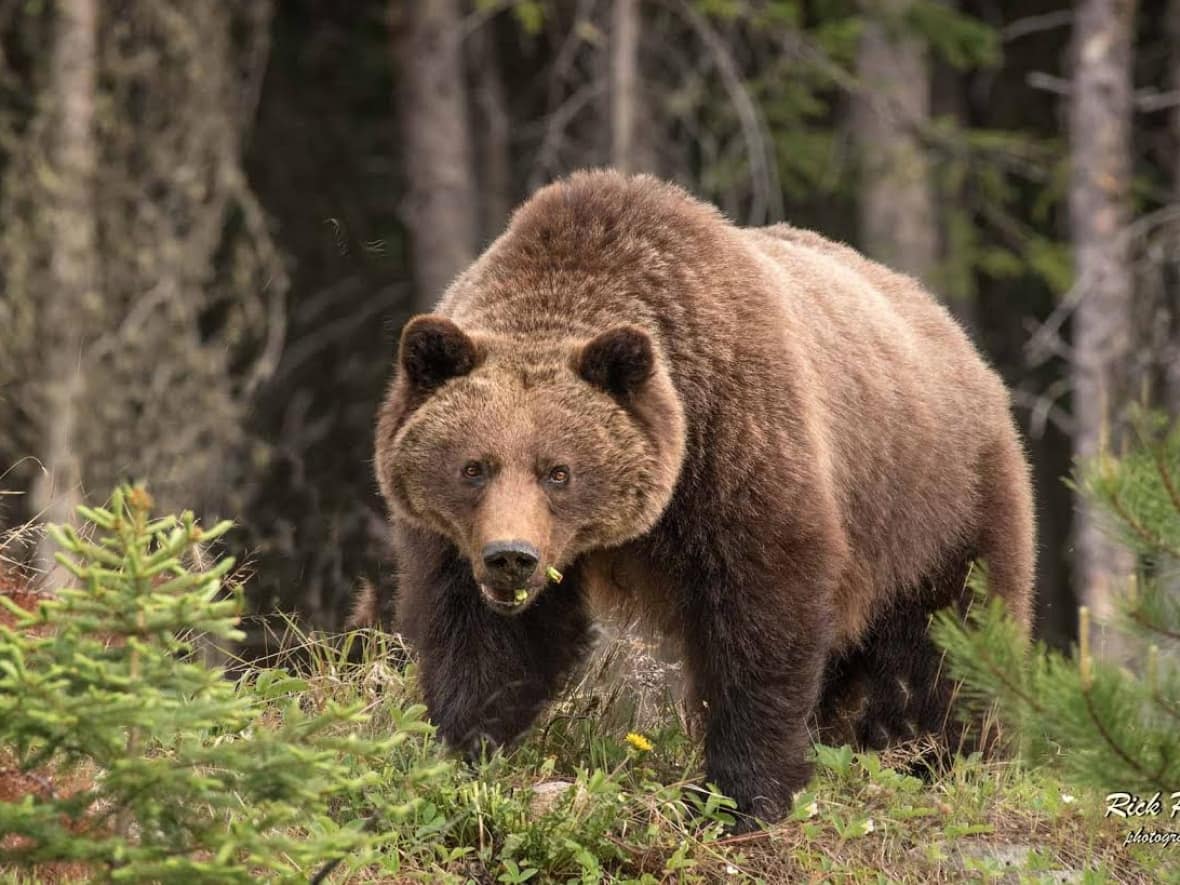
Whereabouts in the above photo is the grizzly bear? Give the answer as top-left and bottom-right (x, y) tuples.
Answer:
(366, 170), (1035, 826)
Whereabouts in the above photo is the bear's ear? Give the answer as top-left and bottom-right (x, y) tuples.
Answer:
(576, 326), (655, 397)
(398, 315), (478, 391)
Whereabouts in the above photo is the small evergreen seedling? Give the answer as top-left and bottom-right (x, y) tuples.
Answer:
(0, 485), (432, 883)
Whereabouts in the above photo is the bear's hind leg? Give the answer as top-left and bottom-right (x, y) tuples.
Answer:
(975, 431), (1036, 631)
(816, 555), (984, 770)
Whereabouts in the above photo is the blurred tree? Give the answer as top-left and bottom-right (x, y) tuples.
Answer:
(853, 0), (938, 285)
(610, 0), (640, 172)
(1168, 0), (1180, 417)
(235, 0), (407, 633)
(27, 0), (97, 573)
(394, 0), (477, 309)
(470, 23), (514, 242)
(1068, 0), (1139, 651)
(0, 2), (283, 559)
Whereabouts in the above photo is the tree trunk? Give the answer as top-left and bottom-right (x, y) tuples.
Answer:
(1068, 0), (1138, 652)
(852, 0), (938, 286)
(610, 0), (639, 173)
(393, 0), (477, 310)
(31, 0), (99, 572)
(1167, 0), (1180, 419)
(470, 23), (513, 243)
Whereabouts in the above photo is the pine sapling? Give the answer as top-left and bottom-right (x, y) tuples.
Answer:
(0, 484), (438, 883)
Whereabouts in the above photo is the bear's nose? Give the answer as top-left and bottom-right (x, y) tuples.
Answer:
(481, 540), (540, 582)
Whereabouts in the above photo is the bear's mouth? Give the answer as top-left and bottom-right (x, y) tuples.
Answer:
(479, 576), (546, 610)
(478, 581), (539, 613)
(478, 569), (561, 615)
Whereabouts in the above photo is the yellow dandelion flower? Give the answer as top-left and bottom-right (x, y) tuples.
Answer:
(625, 732), (653, 753)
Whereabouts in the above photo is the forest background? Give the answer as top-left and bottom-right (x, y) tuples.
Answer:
(0, 0), (1174, 657)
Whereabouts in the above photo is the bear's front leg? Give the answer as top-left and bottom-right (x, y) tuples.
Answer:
(682, 547), (837, 828)
(396, 529), (593, 758)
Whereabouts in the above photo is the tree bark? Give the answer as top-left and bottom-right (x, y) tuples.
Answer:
(31, 0), (99, 571)
(1068, 0), (1138, 650)
(852, 0), (938, 286)
(1167, 0), (1180, 418)
(610, 0), (639, 173)
(393, 0), (477, 310)
(470, 23), (513, 244)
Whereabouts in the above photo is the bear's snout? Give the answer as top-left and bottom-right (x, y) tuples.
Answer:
(481, 539), (540, 585)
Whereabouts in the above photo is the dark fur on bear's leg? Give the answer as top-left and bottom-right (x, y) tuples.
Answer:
(816, 555), (989, 772)
(396, 530), (594, 758)
(679, 542), (836, 830)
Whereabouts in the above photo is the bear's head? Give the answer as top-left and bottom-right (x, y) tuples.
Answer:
(376, 315), (686, 615)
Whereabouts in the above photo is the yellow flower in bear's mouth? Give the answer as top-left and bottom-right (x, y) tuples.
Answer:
(624, 732), (653, 753)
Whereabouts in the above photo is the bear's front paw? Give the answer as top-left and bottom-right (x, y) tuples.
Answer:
(704, 758), (812, 831)
(431, 697), (542, 763)
(434, 721), (504, 765)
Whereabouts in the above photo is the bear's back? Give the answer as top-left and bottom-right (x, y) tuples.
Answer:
(737, 222), (1014, 621)
(741, 221), (1008, 435)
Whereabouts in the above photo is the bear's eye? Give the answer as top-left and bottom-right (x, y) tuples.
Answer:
(462, 461), (484, 480)
(547, 466), (571, 486)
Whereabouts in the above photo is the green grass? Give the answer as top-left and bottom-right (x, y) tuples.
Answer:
(234, 623), (1162, 884)
(3, 487), (1167, 884)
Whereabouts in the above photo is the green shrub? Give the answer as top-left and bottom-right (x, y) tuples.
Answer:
(0, 485), (436, 883)
(933, 411), (1180, 792)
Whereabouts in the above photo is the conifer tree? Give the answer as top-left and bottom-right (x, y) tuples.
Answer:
(933, 410), (1180, 793)
(0, 485), (436, 883)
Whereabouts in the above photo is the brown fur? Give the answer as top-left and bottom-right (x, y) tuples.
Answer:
(368, 170), (1035, 826)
